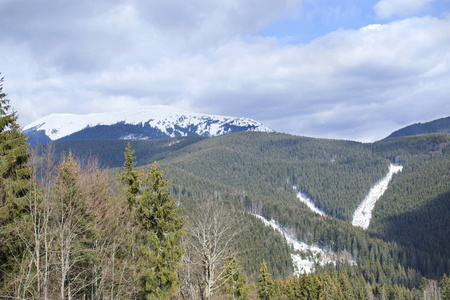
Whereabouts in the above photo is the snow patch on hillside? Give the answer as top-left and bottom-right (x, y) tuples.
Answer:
(253, 214), (355, 275)
(23, 105), (272, 141)
(352, 164), (403, 230)
(293, 185), (327, 217)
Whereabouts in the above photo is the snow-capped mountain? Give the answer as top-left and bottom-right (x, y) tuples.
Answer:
(23, 105), (273, 144)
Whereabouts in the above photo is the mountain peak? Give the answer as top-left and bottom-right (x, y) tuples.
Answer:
(23, 106), (273, 144)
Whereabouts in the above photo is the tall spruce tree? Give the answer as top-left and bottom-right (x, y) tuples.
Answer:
(0, 75), (32, 291)
(258, 260), (274, 300)
(0, 75), (31, 215)
(136, 161), (185, 299)
(120, 142), (141, 210)
(221, 253), (247, 299)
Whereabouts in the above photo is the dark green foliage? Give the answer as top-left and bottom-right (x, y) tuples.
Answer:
(269, 271), (372, 300)
(0, 75), (31, 212)
(31, 136), (205, 169)
(371, 134), (450, 278)
(157, 132), (450, 284)
(221, 253), (248, 299)
(233, 213), (292, 280)
(159, 132), (388, 221)
(258, 260), (274, 300)
(120, 142), (141, 209)
(136, 162), (185, 299)
(441, 274), (450, 300)
(386, 116), (450, 139)
(0, 76), (32, 290)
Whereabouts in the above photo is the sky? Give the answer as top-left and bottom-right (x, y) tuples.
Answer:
(1, 0), (449, 142)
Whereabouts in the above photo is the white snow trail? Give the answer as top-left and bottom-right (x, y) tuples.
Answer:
(352, 164), (403, 230)
(293, 185), (327, 217)
(253, 214), (354, 275)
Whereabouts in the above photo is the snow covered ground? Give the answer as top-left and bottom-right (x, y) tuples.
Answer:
(23, 105), (272, 141)
(293, 185), (327, 217)
(352, 164), (403, 229)
(253, 214), (354, 275)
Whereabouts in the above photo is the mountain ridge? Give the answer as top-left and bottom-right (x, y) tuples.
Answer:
(23, 105), (273, 145)
(386, 116), (450, 139)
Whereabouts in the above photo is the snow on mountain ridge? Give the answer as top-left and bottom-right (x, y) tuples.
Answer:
(23, 105), (273, 141)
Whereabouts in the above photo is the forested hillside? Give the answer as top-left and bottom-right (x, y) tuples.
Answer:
(370, 134), (450, 278)
(4, 84), (449, 299)
(34, 131), (450, 289)
(386, 117), (450, 138)
(32, 136), (206, 169)
(159, 132), (389, 222)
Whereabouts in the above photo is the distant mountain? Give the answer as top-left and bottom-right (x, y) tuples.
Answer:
(386, 116), (450, 139)
(23, 105), (273, 145)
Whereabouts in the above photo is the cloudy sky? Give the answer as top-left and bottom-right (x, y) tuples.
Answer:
(1, 0), (449, 142)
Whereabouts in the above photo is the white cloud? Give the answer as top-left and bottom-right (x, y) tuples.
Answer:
(374, 0), (437, 19)
(1, 1), (449, 142)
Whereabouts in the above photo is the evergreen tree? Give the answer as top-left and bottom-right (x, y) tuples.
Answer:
(53, 152), (96, 299)
(320, 272), (335, 300)
(221, 253), (248, 299)
(311, 274), (322, 300)
(354, 275), (370, 300)
(441, 274), (450, 300)
(137, 161), (185, 299)
(120, 142), (141, 210)
(338, 273), (355, 300)
(0, 75), (32, 291)
(258, 260), (274, 300)
(297, 273), (313, 300)
(419, 276), (428, 300)
(0, 75), (31, 215)
(283, 276), (295, 299)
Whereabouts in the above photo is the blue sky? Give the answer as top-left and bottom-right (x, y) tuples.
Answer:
(1, 0), (449, 141)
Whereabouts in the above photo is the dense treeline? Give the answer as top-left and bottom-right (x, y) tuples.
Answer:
(371, 134), (450, 278)
(32, 136), (205, 169)
(254, 264), (420, 300)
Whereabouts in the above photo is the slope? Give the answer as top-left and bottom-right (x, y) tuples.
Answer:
(386, 116), (450, 139)
(38, 131), (450, 284)
(155, 132), (389, 221)
(370, 133), (450, 277)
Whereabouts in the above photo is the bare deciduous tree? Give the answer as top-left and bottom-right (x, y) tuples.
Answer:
(5, 150), (139, 299)
(186, 202), (242, 300)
